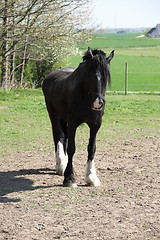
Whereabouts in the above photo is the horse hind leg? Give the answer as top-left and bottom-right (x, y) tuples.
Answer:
(44, 99), (68, 176)
(55, 119), (68, 176)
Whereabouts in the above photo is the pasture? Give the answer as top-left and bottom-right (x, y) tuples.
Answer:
(69, 33), (160, 93)
(0, 33), (160, 240)
(0, 88), (160, 239)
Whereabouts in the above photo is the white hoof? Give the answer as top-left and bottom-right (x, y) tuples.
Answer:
(56, 141), (68, 176)
(85, 160), (101, 187)
(71, 183), (78, 188)
(63, 182), (77, 188)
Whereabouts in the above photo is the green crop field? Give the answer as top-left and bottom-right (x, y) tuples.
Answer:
(68, 33), (160, 93)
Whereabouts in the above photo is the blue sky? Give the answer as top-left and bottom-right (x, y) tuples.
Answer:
(92, 0), (160, 28)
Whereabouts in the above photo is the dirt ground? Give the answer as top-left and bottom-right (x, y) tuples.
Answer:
(0, 136), (160, 240)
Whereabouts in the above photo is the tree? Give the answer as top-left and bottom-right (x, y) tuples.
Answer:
(1, 0), (9, 88)
(0, 0), (93, 89)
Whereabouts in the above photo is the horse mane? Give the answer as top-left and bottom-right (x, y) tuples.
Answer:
(82, 48), (111, 86)
(83, 49), (106, 62)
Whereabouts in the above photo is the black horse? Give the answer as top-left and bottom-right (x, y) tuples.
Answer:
(42, 47), (114, 187)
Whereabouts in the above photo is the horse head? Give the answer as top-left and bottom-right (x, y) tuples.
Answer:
(83, 47), (114, 111)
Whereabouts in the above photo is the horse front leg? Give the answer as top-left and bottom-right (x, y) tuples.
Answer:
(85, 125), (101, 187)
(63, 123), (77, 187)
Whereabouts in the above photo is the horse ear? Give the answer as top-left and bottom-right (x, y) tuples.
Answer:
(87, 47), (93, 59)
(106, 50), (114, 63)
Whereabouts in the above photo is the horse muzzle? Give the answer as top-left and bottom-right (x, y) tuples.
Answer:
(88, 91), (105, 111)
(92, 97), (104, 111)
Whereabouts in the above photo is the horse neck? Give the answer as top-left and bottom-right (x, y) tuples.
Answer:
(75, 63), (89, 93)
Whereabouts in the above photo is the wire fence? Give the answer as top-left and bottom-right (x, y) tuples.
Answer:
(108, 63), (160, 95)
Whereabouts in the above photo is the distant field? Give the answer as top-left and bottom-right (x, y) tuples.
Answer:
(68, 33), (160, 93)
(79, 33), (160, 49)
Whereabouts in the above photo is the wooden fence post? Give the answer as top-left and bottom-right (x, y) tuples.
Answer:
(125, 62), (128, 95)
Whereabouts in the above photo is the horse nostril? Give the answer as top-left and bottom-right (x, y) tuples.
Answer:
(99, 99), (103, 106)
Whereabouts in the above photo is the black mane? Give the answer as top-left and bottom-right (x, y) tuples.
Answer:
(83, 48), (111, 86)
(83, 49), (106, 62)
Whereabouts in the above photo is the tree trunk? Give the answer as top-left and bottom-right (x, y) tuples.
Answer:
(10, 50), (15, 86)
(1, 0), (9, 89)
(20, 43), (28, 87)
(10, 1), (16, 86)
(35, 61), (42, 88)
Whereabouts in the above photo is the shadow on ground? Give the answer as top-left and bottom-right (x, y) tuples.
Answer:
(0, 168), (56, 203)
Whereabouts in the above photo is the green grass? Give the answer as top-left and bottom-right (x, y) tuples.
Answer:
(0, 89), (51, 157)
(102, 94), (160, 137)
(67, 33), (160, 93)
(0, 89), (160, 157)
(111, 55), (160, 92)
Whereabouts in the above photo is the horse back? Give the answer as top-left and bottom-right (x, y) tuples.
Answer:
(42, 68), (75, 95)
(42, 68), (75, 121)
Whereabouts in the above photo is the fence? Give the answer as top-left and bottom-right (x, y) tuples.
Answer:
(108, 63), (160, 95)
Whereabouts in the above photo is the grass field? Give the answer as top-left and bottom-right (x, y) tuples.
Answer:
(68, 33), (160, 93)
(0, 89), (160, 157)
